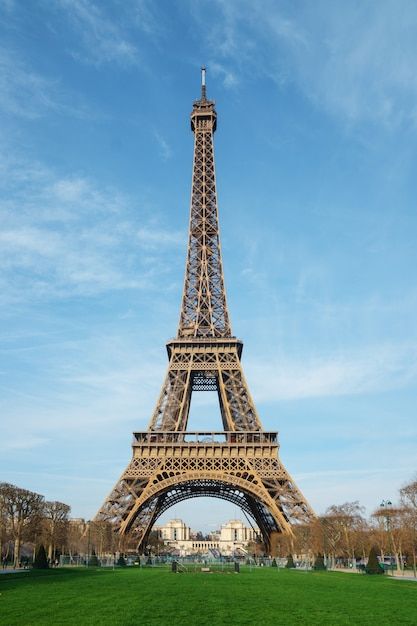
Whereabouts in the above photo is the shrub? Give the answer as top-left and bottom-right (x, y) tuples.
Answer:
(285, 554), (295, 569)
(313, 554), (326, 570)
(88, 550), (99, 567)
(117, 555), (127, 567)
(271, 558), (278, 568)
(33, 544), (49, 569)
(365, 546), (384, 575)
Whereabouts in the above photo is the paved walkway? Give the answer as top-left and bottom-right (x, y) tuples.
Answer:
(0, 566), (31, 574)
(328, 567), (417, 581)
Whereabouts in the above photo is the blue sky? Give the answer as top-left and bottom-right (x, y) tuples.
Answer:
(1, 0), (416, 533)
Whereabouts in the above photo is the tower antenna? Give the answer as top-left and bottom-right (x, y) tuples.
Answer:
(201, 65), (207, 101)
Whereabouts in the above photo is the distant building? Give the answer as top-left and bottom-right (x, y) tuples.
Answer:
(156, 518), (258, 556)
(159, 519), (191, 542)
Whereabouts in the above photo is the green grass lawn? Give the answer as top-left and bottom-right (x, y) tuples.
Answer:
(0, 567), (416, 625)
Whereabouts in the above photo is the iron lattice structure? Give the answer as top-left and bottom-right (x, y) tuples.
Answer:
(95, 69), (315, 553)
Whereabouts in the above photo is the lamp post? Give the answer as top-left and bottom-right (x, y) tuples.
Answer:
(380, 500), (393, 572)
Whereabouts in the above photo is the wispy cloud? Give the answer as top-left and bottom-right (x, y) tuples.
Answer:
(153, 131), (172, 161)
(0, 334), (166, 440)
(210, 61), (239, 89)
(0, 0), (15, 13)
(0, 155), (182, 304)
(247, 342), (417, 401)
(130, 0), (161, 37)
(0, 47), (89, 119)
(0, 436), (50, 452)
(194, 0), (417, 129)
(56, 0), (139, 66)
(297, 466), (415, 515)
(297, 466), (417, 482)
(137, 226), (182, 249)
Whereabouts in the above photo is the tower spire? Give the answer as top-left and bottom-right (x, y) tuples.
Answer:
(201, 65), (207, 101)
(179, 66), (227, 338)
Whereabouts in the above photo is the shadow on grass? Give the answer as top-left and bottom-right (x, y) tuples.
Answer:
(0, 567), (112, 590)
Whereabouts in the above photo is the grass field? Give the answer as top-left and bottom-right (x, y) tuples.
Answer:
(1, 567), (416, 625)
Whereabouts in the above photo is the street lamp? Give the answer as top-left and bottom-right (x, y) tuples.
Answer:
(380, 500), (393, 571)
(380, 500), (392, 531)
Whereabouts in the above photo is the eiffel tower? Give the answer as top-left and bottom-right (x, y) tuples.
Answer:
(95, 68), (314, 553)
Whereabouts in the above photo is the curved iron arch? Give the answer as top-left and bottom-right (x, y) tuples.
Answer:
(127, 476), (282, 550)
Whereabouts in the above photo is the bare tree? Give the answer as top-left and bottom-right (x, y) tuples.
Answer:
(0, 483), (44, 567)
(372, 504), (405, 572)
(296, 523), (317, 566)
(0, 488), (11, 563)
(43, 501), (70, 561)
(400, 477), (417, 576)
(67, 519), (88, 559)
(89, 520), (116, 556)
(321, 501), (366, 566)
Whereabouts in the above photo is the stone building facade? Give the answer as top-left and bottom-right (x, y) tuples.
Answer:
(156, 518), (258, 556)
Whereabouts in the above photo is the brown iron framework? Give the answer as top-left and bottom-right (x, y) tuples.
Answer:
(95, 68), (315, 553)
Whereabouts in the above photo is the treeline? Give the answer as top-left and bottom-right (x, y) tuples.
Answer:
(273, 477), (417, 572)
(0, 482), (126, 567)
(0, 483), (70, 567)
(2, 477), (416, 570)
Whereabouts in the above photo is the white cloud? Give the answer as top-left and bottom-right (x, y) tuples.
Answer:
(57, 0), (139, 66)
(0, 0), (16, 13)
(153, 131), (172, 161)
(0, 156), (182, 303)
(298, 466), (415, 516)
(131, 0), (161, 36)
(0, 436), (49, 452)
(0, 335), (165, 441)
(210, 61), (239, 89)
(0, 47), (89, 119)
(196, 0), (417, 129)
(136, 226), (183, 249)
(246, 342), (417, 401)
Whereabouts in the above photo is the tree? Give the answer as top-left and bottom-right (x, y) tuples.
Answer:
(400, 477), (417, 576)
(147, 529), (165, 554)
(0, 483), (44, 567)
(365, 546), (383, 575)
(67, 519), (87, 559)
(43, 501), (70, 561)
(322, 501), (366, 565)
(33, 544), (49, 569)
(372, 504), (405, 572)
(88, 520), (116, 556)
(0, 490), (11, 564)
(246, 534), (265, 557)
(292, 523), (314, 567)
